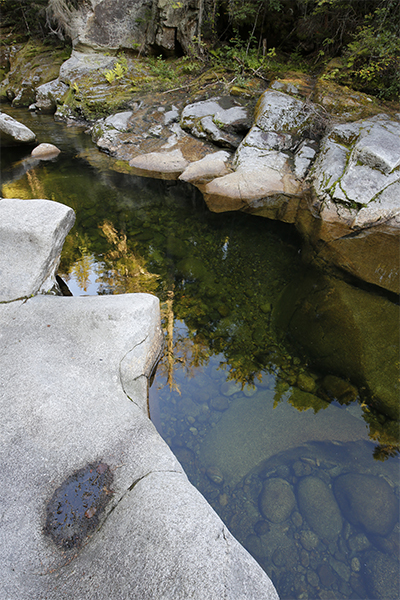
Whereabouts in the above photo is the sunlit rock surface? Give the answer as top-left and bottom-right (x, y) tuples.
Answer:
(0, 198), (74, 301)
(0, 198), (279, 600)
(34, 79), (69, 114)
(308, 115), (400, 293)
(129, 148), (189, 179)
(0, 111), (36, 145)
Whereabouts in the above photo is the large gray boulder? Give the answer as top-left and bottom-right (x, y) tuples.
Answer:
(55, 0), (198, 56)
(34, 78), (69, 113)
(181, 97), (251, 149)
(0, 198), (279, 600)
(200, 90), (319, 217)
(308, 114), (400, 293)
(312, 115), (400, 212)
(0, 198), (75, 301)
(0, 111), (36, 146)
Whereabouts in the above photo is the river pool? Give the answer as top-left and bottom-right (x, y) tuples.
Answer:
(1, 107), (399, 600)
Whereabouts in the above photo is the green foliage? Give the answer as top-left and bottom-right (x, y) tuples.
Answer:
(147, 56), (176, 81)
(343, 6), (400, 100)
(0, 0), (49, 40)
(103, 59), (128, 85)
(314, 2), (400, 100)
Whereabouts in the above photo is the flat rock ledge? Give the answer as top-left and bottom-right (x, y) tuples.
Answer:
(0, 198), (279, 600)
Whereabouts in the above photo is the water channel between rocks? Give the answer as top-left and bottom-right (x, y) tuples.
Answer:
(1, 107), (399, 600)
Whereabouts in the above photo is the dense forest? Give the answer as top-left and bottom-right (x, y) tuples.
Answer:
(1, 0), (399, 99)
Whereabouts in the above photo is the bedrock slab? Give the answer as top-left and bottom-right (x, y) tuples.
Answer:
(0, 199), (278, 600)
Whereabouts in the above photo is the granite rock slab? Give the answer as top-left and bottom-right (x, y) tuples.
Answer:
(0, 198), (75, 302)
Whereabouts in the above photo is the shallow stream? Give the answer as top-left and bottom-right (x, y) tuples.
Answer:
(1, 107), (399, 600)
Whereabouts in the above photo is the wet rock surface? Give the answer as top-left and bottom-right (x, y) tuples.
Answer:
(45, 462), (114, 550)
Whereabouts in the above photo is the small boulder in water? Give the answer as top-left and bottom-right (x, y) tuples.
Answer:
(31, 143), (61, 159)
(0, 112), (36, 146)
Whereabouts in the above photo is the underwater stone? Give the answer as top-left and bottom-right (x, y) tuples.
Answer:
(259, 478), (296, 523)
(210, 396), (229, 411)
(321, 375), (358, 404)
(220, 381), (241, 397)
(299, 530), (319, 551)
(206, 466), (224, 485)
(363, 550), (400, 600)
(334, 473), (399, 536)
(297, 476), (342, 540)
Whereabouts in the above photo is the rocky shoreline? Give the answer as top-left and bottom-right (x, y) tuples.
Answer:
(1, 39), (399, 424)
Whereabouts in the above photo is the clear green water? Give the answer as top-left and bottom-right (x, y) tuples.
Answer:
(2, 107), (399, 600)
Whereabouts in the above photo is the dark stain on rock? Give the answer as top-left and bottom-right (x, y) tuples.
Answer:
(44, 462), (114, 550)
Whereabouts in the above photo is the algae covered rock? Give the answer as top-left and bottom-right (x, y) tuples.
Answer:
(312, 115), (400, 208)
(34, 79), (69, 113)
(0, 41), (68, 107)
(254, 90), (317, 137)
(307, 114), (400, 294)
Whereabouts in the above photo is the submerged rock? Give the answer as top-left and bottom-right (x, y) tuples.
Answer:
(334, 473), (398, 536)
(199, 390), (369, 488)
(259, 478), (296, 523)
(273, 271), (400, 421)
(363, 550), (400, 600)
(297, 476), (343, 540)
